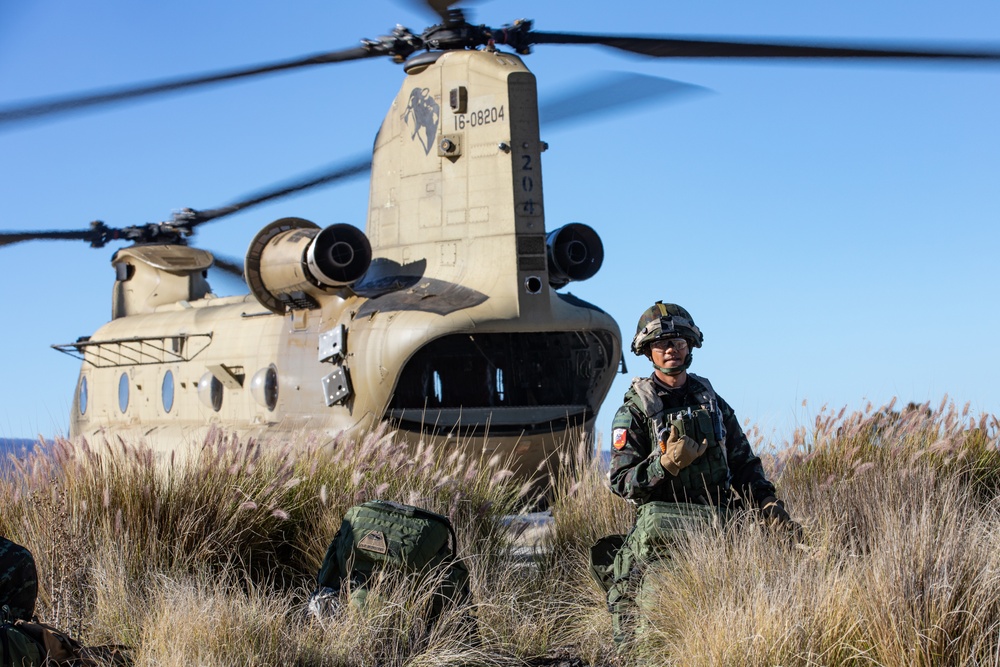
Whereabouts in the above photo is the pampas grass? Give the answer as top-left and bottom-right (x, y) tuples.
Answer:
(1, 397), (998, 666)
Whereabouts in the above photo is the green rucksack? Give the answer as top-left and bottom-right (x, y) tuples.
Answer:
(314, 500), (470, 618)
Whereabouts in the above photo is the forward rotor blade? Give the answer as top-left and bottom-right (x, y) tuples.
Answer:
(528, 32), (1000, 62)
(539, 72), (709, 128)
(0, 46), (377, 128)
(191, 156), (372, 225)
(211, 254), (245, 278)
(0, 229), (94, 247)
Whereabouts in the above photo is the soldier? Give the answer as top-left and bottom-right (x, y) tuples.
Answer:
(0, 536), (37, 621)
(604, 301), (799, 642)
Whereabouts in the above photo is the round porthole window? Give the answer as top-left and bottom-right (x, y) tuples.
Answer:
(250, 365), (279, 411)
(197, 372), (223, 412)
(79, 376), (88, 416)
(162, 370), (175, 413)
(118, 373), (129, 413)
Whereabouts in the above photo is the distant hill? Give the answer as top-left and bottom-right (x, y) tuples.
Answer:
(0, 438), (44, 473)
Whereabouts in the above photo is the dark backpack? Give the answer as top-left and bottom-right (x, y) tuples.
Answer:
(314, 500), (470, 618)
(1, 607), (131, 667)
(1, 606), (84, 667)
(1, 612), (44, 667)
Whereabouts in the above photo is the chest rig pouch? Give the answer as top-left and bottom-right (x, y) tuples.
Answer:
(630, 374), (731, 503)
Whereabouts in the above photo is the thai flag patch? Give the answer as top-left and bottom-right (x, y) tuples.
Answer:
(612, 428), (628, 450)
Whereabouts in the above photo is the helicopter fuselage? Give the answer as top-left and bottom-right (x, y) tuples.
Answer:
(64, 48), (622, 480)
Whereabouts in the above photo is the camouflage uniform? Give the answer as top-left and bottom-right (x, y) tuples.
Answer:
(0, 537), (37, 621)
(609, 373), (775, 507)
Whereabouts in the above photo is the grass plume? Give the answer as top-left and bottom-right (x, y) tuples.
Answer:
(0, 396), (997, 665)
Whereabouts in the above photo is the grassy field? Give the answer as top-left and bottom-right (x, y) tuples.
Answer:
(2, 398), (998, 666)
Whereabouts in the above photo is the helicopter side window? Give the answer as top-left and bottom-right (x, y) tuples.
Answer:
(198, 372), (223, 412)
(250, 365), (279, 411)
(118, 373), (129, 413)
(78, 376), (88, 416)
(162, 370), (175, 413)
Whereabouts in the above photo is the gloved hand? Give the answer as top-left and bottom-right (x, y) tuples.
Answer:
(658, 425), (708, 476)
(760, 495), (804, 542)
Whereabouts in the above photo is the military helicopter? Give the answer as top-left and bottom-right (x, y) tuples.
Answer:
(2, 1), (998, 480)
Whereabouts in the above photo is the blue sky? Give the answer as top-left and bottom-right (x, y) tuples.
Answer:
(1, 0), (997, 447)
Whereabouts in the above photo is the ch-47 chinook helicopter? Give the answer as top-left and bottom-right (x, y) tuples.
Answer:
(2, 1), (999, 482)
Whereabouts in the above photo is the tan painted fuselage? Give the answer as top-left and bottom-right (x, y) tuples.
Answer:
(66, 49), (622, 481)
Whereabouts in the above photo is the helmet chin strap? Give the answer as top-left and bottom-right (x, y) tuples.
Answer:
(652, 351), (693, 376)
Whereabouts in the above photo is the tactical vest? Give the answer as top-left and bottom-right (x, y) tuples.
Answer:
(626, 374), (731, 504)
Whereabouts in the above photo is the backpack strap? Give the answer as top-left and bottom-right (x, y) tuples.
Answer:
(687, 373), (727, 466)
(629, 377), (663, 421)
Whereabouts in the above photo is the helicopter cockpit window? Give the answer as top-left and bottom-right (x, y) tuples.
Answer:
(390, 331), (615, 412)
(198, 372), (223, 412)
(162, 370), (175, 413)
(78, 376), (88, 416)
(118, 373), (129, 413)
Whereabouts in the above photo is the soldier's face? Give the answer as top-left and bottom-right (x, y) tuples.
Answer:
(649, 338), (688, 369)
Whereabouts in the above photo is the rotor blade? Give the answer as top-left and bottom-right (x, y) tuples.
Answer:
(392, 0), (463, 22)
(528, 32), (1000, 62)
(539, 72), (709, 128)
(425, 0), (464, 21)
(0, 229), (94, 247)
(191, 156), (372, 225)
(206, 252), (249, 295)
(211, 254), (245, 278)
(0, 46), (377, 128)
(193, 76), (704, 224)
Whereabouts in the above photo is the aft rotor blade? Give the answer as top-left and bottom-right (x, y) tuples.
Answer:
(539, 72), (709, 128)
(0, 46), (377, 128)
(0, 229), (95, 247)
(192, 76), (703, 225)
(191, 156), (372, 225)
(528, 32), (1000, 62)
(392, 0), (464, 22)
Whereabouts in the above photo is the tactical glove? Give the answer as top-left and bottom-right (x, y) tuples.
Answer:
(760, 495), (804, 542)
(658, 425), (708, 476)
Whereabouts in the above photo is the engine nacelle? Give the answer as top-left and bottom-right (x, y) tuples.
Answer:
(546, 223), (604, 289)
(245, 217), (372, 314)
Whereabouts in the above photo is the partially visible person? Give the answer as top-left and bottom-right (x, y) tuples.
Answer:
(609, 301), (791, 513)
(0, 536), (37, 621)
(602, 301), (800, 643)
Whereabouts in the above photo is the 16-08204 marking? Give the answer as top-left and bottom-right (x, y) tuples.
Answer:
(453, 105), (505, 130)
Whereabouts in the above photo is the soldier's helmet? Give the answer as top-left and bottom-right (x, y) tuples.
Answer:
(630, 301), (704, 356)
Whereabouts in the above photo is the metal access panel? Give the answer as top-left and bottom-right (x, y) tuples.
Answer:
(321, 366), (352, 406)
(318, 325), (346, 363)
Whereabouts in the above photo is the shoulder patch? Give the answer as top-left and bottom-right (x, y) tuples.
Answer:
(612, 428), (628, 450)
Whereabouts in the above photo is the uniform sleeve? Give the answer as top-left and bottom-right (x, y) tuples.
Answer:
(717, 394), (776, 505)
(608, 403), (668, 502)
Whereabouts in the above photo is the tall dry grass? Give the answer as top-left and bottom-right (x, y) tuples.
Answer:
(0, 397), (998, 666)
